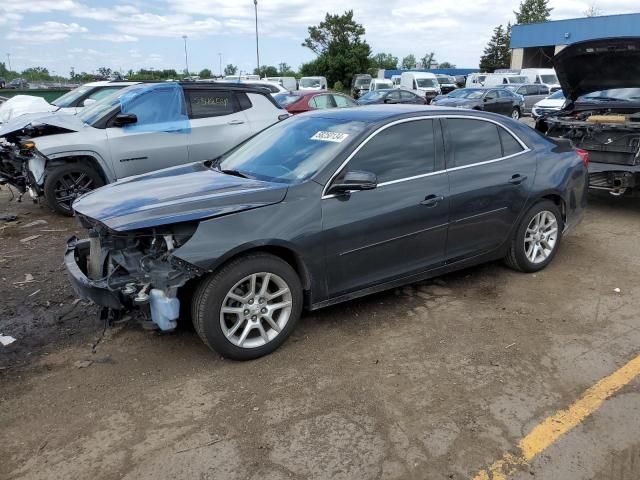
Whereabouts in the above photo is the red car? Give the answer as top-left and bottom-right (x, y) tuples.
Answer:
(274, 90), (358, 114)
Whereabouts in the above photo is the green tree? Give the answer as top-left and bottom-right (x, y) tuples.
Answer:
(96, 66), (112, 78)
(370, 53), (398, 70)
(199, 68), (212, 78)
(21, 67), (50, 81)
(401, 54), (416, 70)
(420, 52), (437, 69)
(253, 65), (279, 77)
(514, 0), (552, 24)
(438, 61), (456, 68)
(479, 24), (511, 72)
(300, 10), (371, 87)
(224, 64), (238, 76)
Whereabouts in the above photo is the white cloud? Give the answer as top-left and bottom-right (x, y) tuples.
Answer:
(85, 33), (139, 42)
(6, 21), (88, 43)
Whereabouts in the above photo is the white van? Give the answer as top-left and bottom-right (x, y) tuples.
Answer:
(298, 76), (328, 91)
(266, 76), (297, 91)
(483, 73), (529, 87)
(465, 73), (487, 87)
(224, 74), (261, 81)
(391, 75), (401, 86)
(520, 68), (561, 92)
(369, 79), (393, 91)
(400, 72), (441, 102)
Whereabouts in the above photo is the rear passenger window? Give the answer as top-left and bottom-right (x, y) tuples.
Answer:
(346, 120), (435, 183)
(309, 94), (335, 109)
(498, 127), (524, 156)
(187, 90), (235, 118)
(236, 92), (252, 111)
(445, 119), (502, 167)
(333, 94), (354, 108)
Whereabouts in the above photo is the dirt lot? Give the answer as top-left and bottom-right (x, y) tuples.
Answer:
(1, 182), (640, 479)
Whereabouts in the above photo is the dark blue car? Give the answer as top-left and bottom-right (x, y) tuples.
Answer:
(66, 105), (587, 360)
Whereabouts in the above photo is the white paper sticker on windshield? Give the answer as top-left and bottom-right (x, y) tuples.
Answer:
(311, 131), (349, 143)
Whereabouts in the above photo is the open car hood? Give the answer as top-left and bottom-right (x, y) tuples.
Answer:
(553, 37), (640, 101)
(72, 162), (288, 232)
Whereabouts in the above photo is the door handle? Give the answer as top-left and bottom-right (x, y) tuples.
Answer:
(420, 194), (444, 207)
(509, 174), (528, 185)
(228, 119), (245, 125)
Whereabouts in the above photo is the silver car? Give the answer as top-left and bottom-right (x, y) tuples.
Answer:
(0, 82), (289, 215)
(500, 84), (551, 114)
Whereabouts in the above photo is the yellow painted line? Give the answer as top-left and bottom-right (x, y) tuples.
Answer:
(473, 353), (640, 479)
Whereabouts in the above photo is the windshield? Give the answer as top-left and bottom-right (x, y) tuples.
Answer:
(540, 74), (558, 84)
(416, 78), (438, 88)
(452, 89), (485, 99)
(300, 78), (321, 88)
(354, 78), (371, 87)
(437, 77), (455, 85)
(507, 76), (528, 84)
(578, 88), (640, 102)
(52, 86), (93, 107)
(548, 90), (565, 100)
(217, 116), (366, 184)
(78, 83), (151, 125)
(274, 93), (302, 107)
(372, 82), (392, 90)
(360, 91), (387, 101)
(446, 89), (469, 98)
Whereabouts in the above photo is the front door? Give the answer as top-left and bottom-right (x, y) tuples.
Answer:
(107, 85), (189, 179)
(442, 117), (537, 262)
(482, 90), (502, 114)
(322, 119), (449, 297)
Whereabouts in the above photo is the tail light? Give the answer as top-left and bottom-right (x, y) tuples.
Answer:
(575, 148), (589, 166)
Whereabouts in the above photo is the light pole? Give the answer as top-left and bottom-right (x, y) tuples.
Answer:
(253, 0), (260, 76)
(182, 35), (189, 77)
(6, 53), (11, 71)
(218, 53), (222, 77)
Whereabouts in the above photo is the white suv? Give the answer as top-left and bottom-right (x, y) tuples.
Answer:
(0, 82), (290, 215)
(0, 81), (139, 124)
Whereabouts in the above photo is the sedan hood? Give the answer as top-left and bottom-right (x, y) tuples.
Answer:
(433, 98), (476, 107)
(553, 37), (640, 101)
(73, 162), (288, 232)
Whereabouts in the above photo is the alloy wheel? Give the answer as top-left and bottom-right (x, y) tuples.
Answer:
(524, 210), (558, 264)
(219, 272), (292, 348)
(53, 172), (95, 212)
(511, 108), (520, 120)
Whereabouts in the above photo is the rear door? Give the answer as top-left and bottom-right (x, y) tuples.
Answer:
(481, 90), (502, 114)
(322, 119), (449, 296)
(386, 90), (402, 104)
(400, 90), (420, 104)
(184, 88), (252, 162)
(496, 89), (514, 114)
(106, 86), (189, 179)
(442, 117), (537, 261)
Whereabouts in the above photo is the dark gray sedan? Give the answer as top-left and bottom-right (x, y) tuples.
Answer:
(432, 88), (526, 119)
(66, 106), (587, 360)
(357, 89), (426, 105)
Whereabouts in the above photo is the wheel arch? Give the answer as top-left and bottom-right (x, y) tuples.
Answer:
(44, 154), (109, 184)
(538, 192), (566, 223)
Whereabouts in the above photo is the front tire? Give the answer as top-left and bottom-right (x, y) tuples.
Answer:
(192, 253), (303, 360)
(511, 107), (521, 120)
(505, 200), (563, 272)
(44, 163), (104, 216)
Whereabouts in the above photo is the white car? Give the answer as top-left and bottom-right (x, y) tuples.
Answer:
(369, 79), (394, 92)
(265, 76), (297, 91)
(298, 76), (328, 91)
(0, 82), (289, 215)
(399, 72), (441, 102)
(239, 80), (289, 96)
(0, 81), (138, 124)
(531, 90), (565, 120)
(520, 68), (561, 92)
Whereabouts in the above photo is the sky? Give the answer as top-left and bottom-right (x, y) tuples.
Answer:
(0, 0), (638, 77)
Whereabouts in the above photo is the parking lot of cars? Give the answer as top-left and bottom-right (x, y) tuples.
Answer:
(2, 36), (640, 480)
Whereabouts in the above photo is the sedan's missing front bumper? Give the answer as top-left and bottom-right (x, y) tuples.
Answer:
(65, 237), (124, 310)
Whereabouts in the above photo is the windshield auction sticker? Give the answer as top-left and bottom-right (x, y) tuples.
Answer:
(311, 131), (349, 143)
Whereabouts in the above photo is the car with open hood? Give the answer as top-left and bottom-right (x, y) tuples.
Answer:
(0, 82), (288, 215)
(65, 105), (587, 360)
(539, 37), (640, 196)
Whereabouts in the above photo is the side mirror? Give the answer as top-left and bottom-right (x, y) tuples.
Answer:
(329, 170), (377, 194)
(83, 98), (97, 107)
(113, 113), (138, 127)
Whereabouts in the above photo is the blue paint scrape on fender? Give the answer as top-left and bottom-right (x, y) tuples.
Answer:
(72, 162), (288, 231)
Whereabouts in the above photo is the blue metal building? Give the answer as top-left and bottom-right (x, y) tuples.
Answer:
(510, 13), (640, 69)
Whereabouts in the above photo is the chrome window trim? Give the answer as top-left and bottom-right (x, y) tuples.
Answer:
(321, 114), (530, 199)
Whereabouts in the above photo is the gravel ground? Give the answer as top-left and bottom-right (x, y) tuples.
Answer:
(1, 150), (639, 479)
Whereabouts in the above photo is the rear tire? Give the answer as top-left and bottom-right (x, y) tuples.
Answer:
(505, 200), (563, 273)
(192, 253), (303, 360)
(44, 163), (104, 216)
(511, 107), (521, 120)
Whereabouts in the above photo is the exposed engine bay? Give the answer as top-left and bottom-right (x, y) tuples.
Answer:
(67, 216), (204, 331)
(545, 109), (640, 195)
(0, 122), (72, 196)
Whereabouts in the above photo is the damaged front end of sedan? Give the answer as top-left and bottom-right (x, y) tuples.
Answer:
(65, 216), (204, 331)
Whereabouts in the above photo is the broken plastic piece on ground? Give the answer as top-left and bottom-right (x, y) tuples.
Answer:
(0, 213), (18, 221)
(614, 287), (621, 293)
(20, 234), (41, 243)
(19, 219), (48, 228)
(0, 334), (16, 346)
